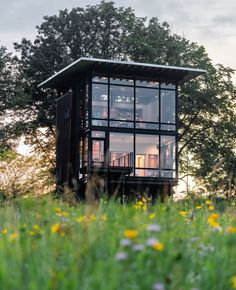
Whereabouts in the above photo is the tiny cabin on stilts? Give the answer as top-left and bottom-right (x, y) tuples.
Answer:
(38, 58), (206, 200)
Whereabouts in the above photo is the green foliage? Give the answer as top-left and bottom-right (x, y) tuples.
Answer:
(0, 146), (17, 161)
(0, 197), (236, 289)
(1, 0), (236, 190)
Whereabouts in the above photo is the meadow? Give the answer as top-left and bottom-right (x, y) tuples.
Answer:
(0, 196), (236, 290)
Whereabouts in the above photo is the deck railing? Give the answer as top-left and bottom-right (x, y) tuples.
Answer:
(109, 152), (133, 167)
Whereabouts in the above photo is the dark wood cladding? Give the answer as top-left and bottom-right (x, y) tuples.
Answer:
(56, 92), (72, 185)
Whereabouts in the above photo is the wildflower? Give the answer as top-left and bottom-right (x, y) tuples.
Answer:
(101, 214), (107, 221)
(153, 283), (165, 290)
(179, 211), (187, 217)
(134, 197), (147, 210)
(76, 214), (96, 223)
(1, 228), (7, 234)
(33, 224), (40, 231)
(120, 239), (132, 247)
(115, 252), (128, 261)
(226, 226), (236, 234)
(205, 200), (212, 205)
(51, 224), (60, 234)
(29, 230), (35, 236)
(149, 213), (156, 219)
(146, 238), (158, 246)
(124, 230), (138, 239)
(230, 275), (236, 288)
(147, 224), (161, 232)
(151, 242), (164, 251)
(132, 244), (145, 252)
(195, 205), (202, 209)
(207, 213), (220, 228)
(54, 207), (62, 214)
(208, 205), (215, 211)
(9, 232), (18, 241)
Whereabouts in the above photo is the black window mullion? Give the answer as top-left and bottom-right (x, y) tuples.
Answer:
(108, 77), (110, 127)
(159, 134), (161, 178)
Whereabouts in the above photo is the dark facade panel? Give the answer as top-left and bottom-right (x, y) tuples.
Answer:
(56, 92), (72, 185)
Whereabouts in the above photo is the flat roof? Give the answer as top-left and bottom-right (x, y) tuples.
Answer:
(38, 57), (207, 88)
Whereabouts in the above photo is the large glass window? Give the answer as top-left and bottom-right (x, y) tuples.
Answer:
(110, 85), (134, 128)
(161, 90), (175, 124)
(109, 133), (134, 167)
(91, 131), (106, 166)
(136, 88), (159, 129)
(92, 83), (108, 126)
(135, 134), (159, 177)
(160, 135), (176, 178)
(91, 76), (176, 131)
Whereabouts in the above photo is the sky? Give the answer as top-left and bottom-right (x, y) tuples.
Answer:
(0, 0), (236, 82)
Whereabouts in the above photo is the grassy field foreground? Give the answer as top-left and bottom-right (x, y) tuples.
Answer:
(0, 197), (236, 290)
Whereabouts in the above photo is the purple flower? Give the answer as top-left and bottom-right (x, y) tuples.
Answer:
(132, 244), (145, 252)
(115, 252), (128, 261)
(152, 282), (165, 290)
(120, 239), (132, 247)
(146, 238), (158, 246)
(147, 224), (161, 232)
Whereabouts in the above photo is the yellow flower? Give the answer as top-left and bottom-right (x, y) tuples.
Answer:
(33, 224), (40, 231)
(2, 228), (7, 234)
(90, 214), (96, 221)
(9, 232), (18, 241)
(149, 213), (156, 219)
(134, 199), (147, 210)
(151, 242), (164, 251)
(51, 224), (60, 233)
(208, 205), (215, 211)
(209, 213), (218, 219)
(207, 213), (220, 228)
(205, 200), (212, 205)
(124, 230), (138, 239)
(76, 214), (96, 223)
(101, 214), (107, 221)
(195, 205), (202, 209)
(179, 211), (187, 217)
(54, 207), (62, 214)
(230, 275), (236, 288)
(226, 226), (236, 234)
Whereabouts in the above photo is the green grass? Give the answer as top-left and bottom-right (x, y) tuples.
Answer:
(0, 197), (236, 290)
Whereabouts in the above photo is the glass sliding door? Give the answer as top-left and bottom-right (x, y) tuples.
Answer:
(135, 134), (159, 177)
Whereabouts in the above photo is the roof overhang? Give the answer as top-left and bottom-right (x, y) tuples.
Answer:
(38, 57), (207, 89)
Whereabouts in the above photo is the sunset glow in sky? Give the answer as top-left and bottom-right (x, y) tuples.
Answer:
(0, 0), (235, 82)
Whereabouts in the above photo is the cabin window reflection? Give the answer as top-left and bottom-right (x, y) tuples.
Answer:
(92, 83), (108, 126)
(109, 133), (134, 167)
(160, 135), (176, 177)
(135, 134), (159, 177)
(136, 88), (159, 128)
(110, 86), (134, 127)
(161, 90), (175, 124)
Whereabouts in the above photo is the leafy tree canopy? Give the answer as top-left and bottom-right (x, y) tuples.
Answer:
(4, 0), (236, 191)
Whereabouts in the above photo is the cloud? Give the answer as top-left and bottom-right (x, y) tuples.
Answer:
(0, 0), (235, 79)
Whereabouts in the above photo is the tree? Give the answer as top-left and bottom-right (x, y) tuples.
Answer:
(10, 1), (236, 192)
